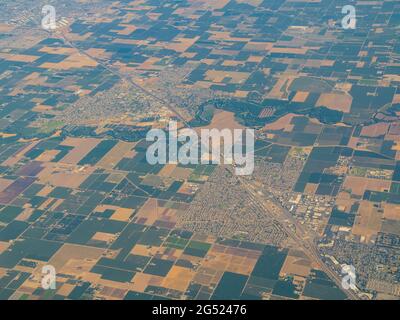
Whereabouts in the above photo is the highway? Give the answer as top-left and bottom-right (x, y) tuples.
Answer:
(234, 173), (360, 300)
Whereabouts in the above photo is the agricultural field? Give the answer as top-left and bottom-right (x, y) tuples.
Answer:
(0, 0), (399, 301)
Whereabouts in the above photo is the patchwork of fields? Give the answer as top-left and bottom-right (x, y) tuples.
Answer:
(0, 0), (399, 300)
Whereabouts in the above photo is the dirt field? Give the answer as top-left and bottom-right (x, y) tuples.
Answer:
(352, 201), (383, 242)
(342, 176), (391, 197)
(316, 92), (352, 113)
(360, 123), (390, 137)
(263, 113), (299, 132)
(59, 137), (100, 164)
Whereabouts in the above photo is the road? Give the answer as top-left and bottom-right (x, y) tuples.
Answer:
(235, 173), (360, 300)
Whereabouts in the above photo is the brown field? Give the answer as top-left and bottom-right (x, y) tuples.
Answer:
(0, 241), (10, 254)
(85, 48), (112, 60)
(134, 198), (177, 226)
(208, 31), (250, 42)
(244, 41), (274, 51)
(304, 183), (318, 195)
(392, 94), (400, 104)
(64, 31), (93, 41)
(270, 47), (309, 55)
(92, 232), (117, 243)
(130, 244), (162, 257)
(367, 279), (400, 297)
(139, 57), (164, 70)
(352, 201), (383, 242)
(59, 137), (100, 164)
(192, 233), (216, 243)
(205, 70), (249, 84)
(130, 273), (164, 292)
(180, 52), (197, 59)
(267, 76), (294, 99)
(347, 136), (361, 149)
(113, 24), (137, 35)
(51, 199), (65, 211)
(236, 0), (262, 6)
(292, 91), (309, 103)
(335, 191), (357, 212)
(35, 149), (61, 162)
(280, 250), (312, 277)
(177, 182), (199, 195)
(200, 58), (216, 65)
(248, 55), (264, 63)
(389, 123), (400, 136)
(160, 37), (199, 52)
(37, 162), (95, 188)
(0, 133), (17, 138)
(304, 59), (334, 67)
(234, 90), (249, 98)
(40, 53), (98, 70)
(94, 204), (135, 222)
(96, 141), (134, 169)
(202, 245), (260, 277)
(39, 46), (76, 55)
(381, 220), (400, 236)
(0, 23), (14, 32)
(36, 185), (54, 197)
(0, 53), (39, 63)
(32, 105), (55, 113)
(105, 173), (126, 184)
(192, 272), (214, 287)
(191, 80), (212, 88)
(188, 0), (230, 10)
(263, 113), (299, 132)
(112, 38), (147, 46)
(15, 208), (34, 221)
(222, 60), (244, 67)
(57, 283), (75, 297)
(170, 167), (192, 180)
(360, 123), (390, 137)
(49, 243), (105, 270)
(316, 92), (352, 113)
(22, 72), (48, 87)
(37, 198), (57, 211)
(382, 203), (400, 221)
(193, 264), (222, 287)
(2, 141), (39, 166)
(162, 266), (196, 292)
(110, 208), (135, 222)
(61, 259), (101, 283)
(342, 176), (391, 197)
(384, 74), (400, 82)
(396, 150), (400, 161)
(158, 164), (177, 177)
(0, 178), (13, 193)
(335, 82), (353, 92)
(196, 110), (245, 132)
